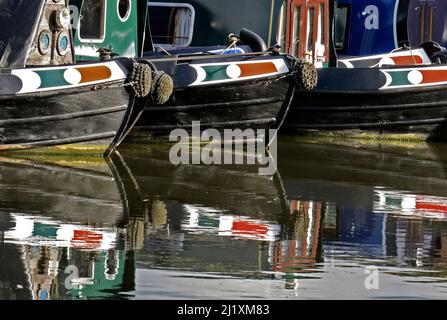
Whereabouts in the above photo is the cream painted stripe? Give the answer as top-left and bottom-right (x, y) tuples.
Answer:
(13, 70), (41, 93)
(189, 71), (286, 87)
(381, 81), (447, 90)
(271, 59), (290, 73)
(189, 59), (290, 87)
(190, 65), (207, 86)
(192, 58), (288, 68)
(11, 61), (128, 94)
(380, 70), (393, 89)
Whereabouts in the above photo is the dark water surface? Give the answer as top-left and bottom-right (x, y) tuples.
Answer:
(1, 139), (447, 300)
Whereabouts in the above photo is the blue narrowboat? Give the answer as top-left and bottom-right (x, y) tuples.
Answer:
(284, 0), (447, 140)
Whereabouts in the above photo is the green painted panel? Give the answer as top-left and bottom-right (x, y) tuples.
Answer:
(71, 251), (127, 299)
(73, 0), (140, 61)
(389, 71), (412, 87)
(198, 215), (220, 228)
(32, 223), (58, 239)
(35, 70), (70, 88)
(203, 65), (230, 82)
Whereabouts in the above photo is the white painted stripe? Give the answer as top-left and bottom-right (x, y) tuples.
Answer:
(64, 68), (82, 85)
(190, 65), (207, 86)
(11, 61), (128, 94)
(380, 70), (393, 89)
(407, 70), (423, 85)
(226, 64), (241, 79)
(189, 59), (290, 87)
(14, 70), (41, 94)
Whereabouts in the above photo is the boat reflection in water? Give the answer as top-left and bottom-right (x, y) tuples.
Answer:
(0, 155), (136, 300)
(2, 140), (447, 299)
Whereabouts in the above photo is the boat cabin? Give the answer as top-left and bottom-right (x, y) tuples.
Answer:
(144, 0), (283, 49)
(335, 0), (447, 56)
(142, 0), (334, 67)
(21, 1), (444, 67)
(70, 0), (148, 60)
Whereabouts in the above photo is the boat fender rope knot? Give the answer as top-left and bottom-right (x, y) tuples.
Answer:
(150, 71), (174, 105)
(291, 59), (318, 91)
(128, 62), (152, 98)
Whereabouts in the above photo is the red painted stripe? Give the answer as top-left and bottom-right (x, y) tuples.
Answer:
(416, 202), (447, 213)
(76, 66), (112, 83)
(72, 230), (103, 248)
(232, 221), (268, 235)
(391, 55), (423, 65)
(238, 62), (278, 77)
(420, 69), (447, 84)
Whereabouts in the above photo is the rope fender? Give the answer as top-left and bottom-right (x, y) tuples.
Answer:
(291, 58), (318, 91)
(128, 62), (152, 98)
(150, 71), (174, 105)
(127, 61), (174, 104)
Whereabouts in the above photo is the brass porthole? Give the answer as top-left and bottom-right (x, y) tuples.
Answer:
(57, 32), (70, 56)
(38, 30), (51, 55)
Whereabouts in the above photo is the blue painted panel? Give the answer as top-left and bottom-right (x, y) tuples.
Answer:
(338, 0), (397, 56)
(337, 207), (385, 249)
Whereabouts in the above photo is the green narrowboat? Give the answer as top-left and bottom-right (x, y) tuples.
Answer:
(0, 0), (150, 155)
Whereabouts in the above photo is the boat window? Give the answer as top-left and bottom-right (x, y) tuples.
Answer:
(292, 5), (303, 57)
(79, 0), (106, 41)
(334, 5), (350, 50)
(148, 2), (195, 47)
(319, 3), (326, 47)
(118, 0), (131, 22)
(306, 7), (315, 53)
(277, 1), (288, 52)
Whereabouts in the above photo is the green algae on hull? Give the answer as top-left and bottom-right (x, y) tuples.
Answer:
(286, 130), (429, 144)
(0, 144), (110, 157)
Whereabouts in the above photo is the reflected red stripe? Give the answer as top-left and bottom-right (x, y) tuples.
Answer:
(416, 202), (447, 213)
(232, 221), (268, 235)
(72, 230), (103, 249)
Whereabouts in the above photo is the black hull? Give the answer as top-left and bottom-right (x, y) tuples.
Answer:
(115, 145), (287, 220)
(0, 154), (139, 299)
(0, 85), (136, 155)
(135, 54), (295, 141)
(0, 156), (128, 227)
(284, 68), (447, 140)
(137, 78), (293, 133)
(278, 140), (447, 202)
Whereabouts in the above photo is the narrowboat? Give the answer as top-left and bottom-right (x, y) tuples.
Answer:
(70, 0), (315, 140)
(0, 153), (138, 300)
(281, 1), (447, 140)
(0, 0), (152, 156)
